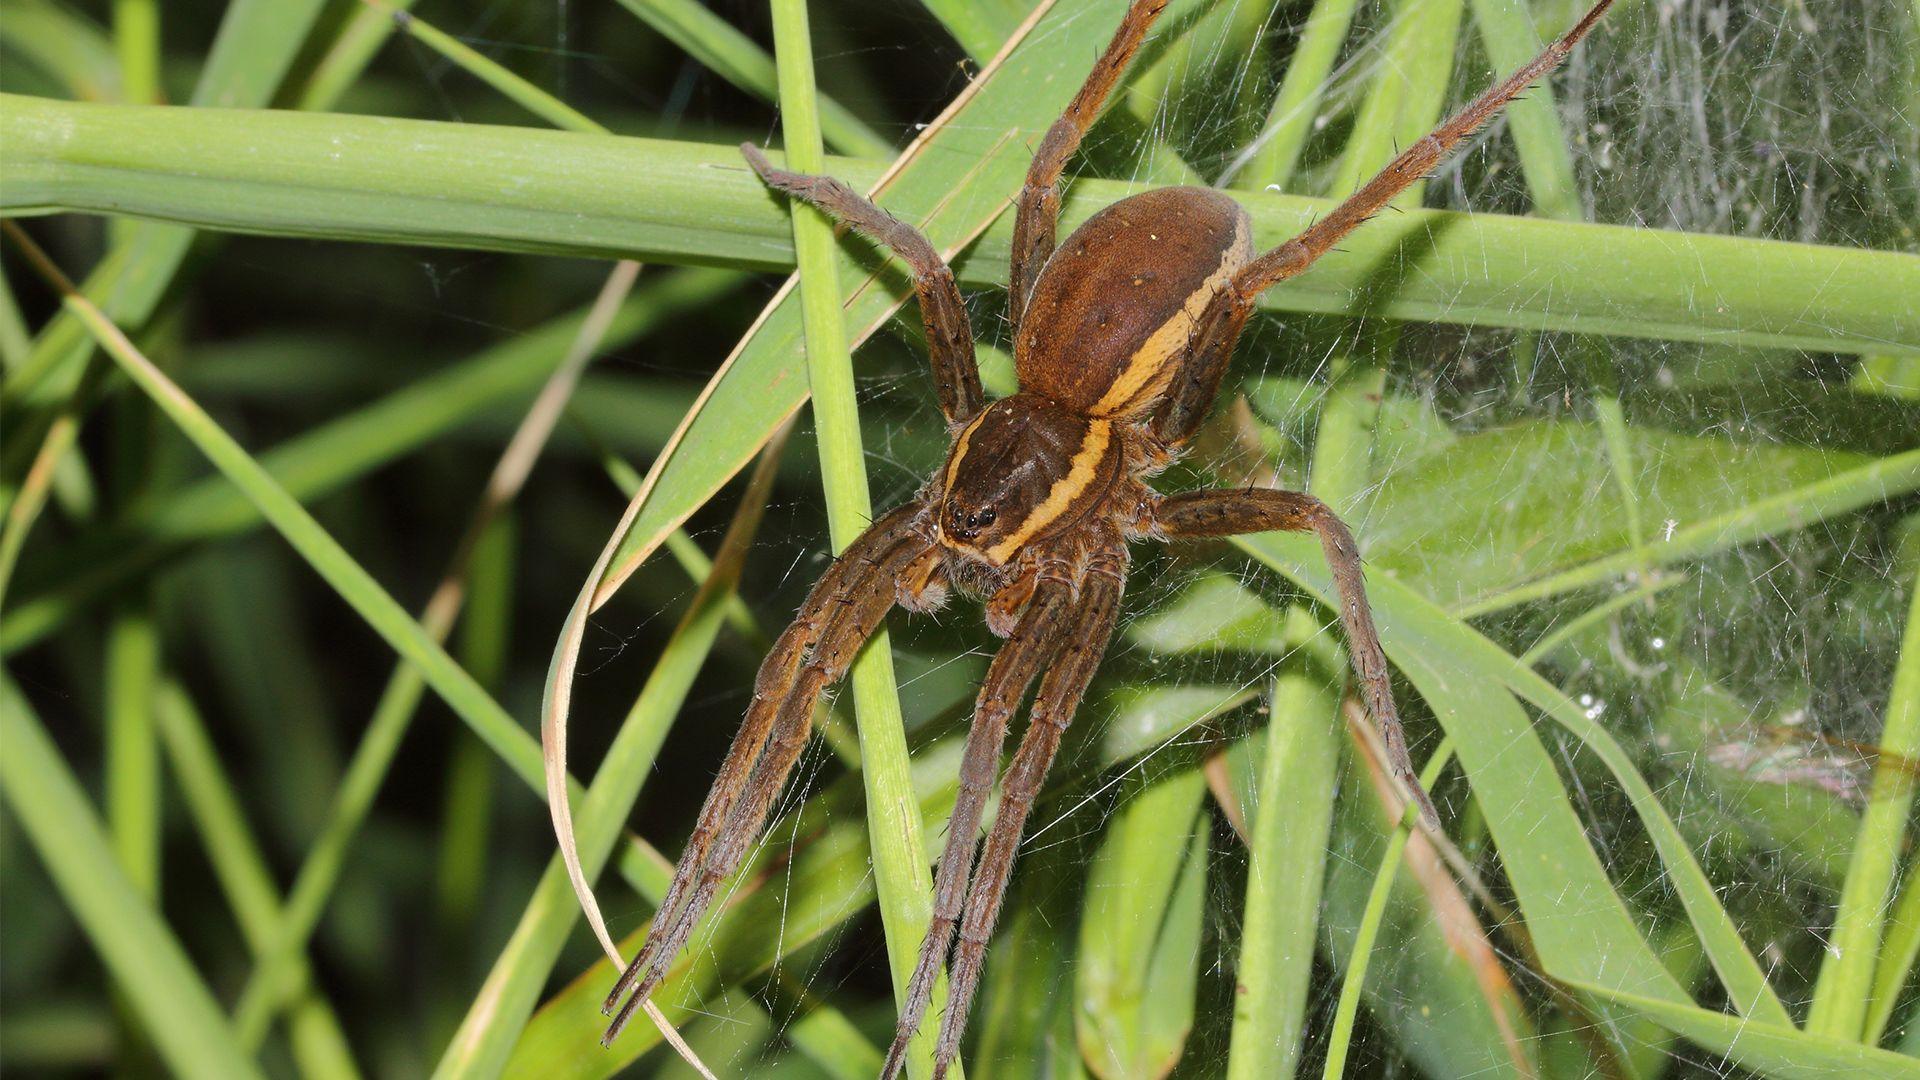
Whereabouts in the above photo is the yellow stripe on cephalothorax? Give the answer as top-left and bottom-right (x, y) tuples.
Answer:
(984, 418), (1113, 564)
(943, 406), (994, 497)
(1089, 216), (1251, 418)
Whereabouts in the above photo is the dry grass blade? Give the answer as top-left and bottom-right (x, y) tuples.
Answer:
(1344, 703), (1534, 1080)
(0, 359), (102, 609)
(541, 413), (793, 1076)
(228, 258), (647, 1045)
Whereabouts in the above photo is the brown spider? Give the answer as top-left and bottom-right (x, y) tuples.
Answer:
(599, 0), (1616, 1073)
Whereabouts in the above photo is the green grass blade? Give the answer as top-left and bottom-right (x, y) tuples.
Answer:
(1321, 741), (1458, 1080)
(377, 1), (602, 134)
(1328, 0), (1464, 202)
(764, 2), (945, 1074)
(4, 221), (558, 809)
(0, 269), (735, 655)
(516, 657), (1253, 1075)
(614, 0), (892, 159)
(585, 0), (1141, 605)
(505, 738), (968, 1078)
(0, 0), (121, 102)
(0, 674), (266, 1080)
(437, 519), (514, 946)
(1476, 0), (1654, 598)
(915, 0), (1027, 62)
(1809, 566), (1920, 1038)
(1868, 838), (1920, 1043)
(0, 263), (31, 367)
(4, 0), (327, 410)
(1561, 980), (1920, 1078)
(1257, 402), (1920, 615)
(1146, 576), (1530, 1077)
(783, 1000), (887, 1080)
(1455, 445), (1920, 616)
(111, 0), (159, 105)
(970, 859), (1088, 1079)
(103, 605), (160, 901)
(152, 682), (362, 1080)
(0, 357), (103, 612)
(294, 0), (419, 112)
(101, 602), (162, 1068)
(1076, 767), (1209, 1077)
(1228, 0), (1363, 192)
(1225, 639), (1343, 1080)
(233, 261), (649, 1047)
(152, 683), (289, 952)
(1468, 0), (1583, 220)
(9, 95), (1917, 356)
(188, 0), (327, 109)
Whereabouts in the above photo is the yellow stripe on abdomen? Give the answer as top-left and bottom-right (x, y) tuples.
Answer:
(1089, 217), (1250, 418)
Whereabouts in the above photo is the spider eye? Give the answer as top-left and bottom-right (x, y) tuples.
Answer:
(977, 508), (996, 526)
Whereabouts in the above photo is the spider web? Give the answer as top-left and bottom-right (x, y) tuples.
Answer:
(1039, 3), (1920, 1077)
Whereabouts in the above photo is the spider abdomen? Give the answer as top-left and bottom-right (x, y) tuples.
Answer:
(1015, 186), (1251, 420)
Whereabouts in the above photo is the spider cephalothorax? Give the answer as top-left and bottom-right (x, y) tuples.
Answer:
(590, 1), (1618, 1075)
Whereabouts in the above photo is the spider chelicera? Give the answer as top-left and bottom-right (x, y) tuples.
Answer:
(596, 0), (1617, 1073)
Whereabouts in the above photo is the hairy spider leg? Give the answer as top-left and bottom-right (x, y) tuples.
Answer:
(932, 569), (1126, 1078)
(882, 577), (1075, 1079)
(1154, 0), (1616, 448)
(601, 505), (930, 1042)
(1232, 0), (1617, 299)
(1152, 488), (1440, 828)
(741, 143), (984, 425)
(1008, 0), (1170, 326)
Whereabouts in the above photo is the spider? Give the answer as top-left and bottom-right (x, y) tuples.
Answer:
(599, 0), (1616, 1073)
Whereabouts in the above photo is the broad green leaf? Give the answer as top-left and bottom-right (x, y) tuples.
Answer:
(1651, 660), (1857, 887)
(1236, 532), (1800, 1027)
(1355, 419), (1899, 610)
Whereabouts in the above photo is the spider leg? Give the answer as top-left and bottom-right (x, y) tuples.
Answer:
(600, 504), (931, 1042)
(1150, 488), (1441, 830)
(741, 144), (983, 424)
(932, 568), (1126, 1079)
(1231, 0), (1615, 299)
(881, 575), (1074, 1080)
(1008, 0), (1170, 327)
